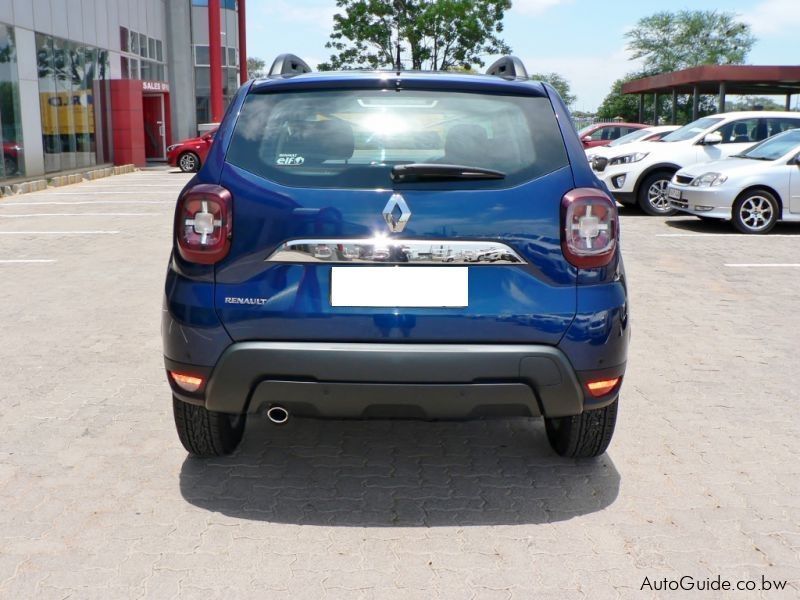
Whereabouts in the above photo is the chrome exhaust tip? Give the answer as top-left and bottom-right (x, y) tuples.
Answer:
(266, 405), (289, 425)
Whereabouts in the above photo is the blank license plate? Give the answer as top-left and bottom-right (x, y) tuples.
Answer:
(331, 267), (468, 307)
(668, 186), (682, 200)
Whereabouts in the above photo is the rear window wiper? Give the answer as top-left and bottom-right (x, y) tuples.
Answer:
(391, 163), (506, 182)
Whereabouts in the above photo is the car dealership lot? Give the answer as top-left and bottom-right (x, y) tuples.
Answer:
(0, 170), (798, 599)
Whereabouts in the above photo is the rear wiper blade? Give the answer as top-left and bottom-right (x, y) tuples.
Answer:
(391, 163), (506, 182)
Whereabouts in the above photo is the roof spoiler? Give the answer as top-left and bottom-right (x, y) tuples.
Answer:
(269, 54), (312, 77)
(485, 56), (529, 80)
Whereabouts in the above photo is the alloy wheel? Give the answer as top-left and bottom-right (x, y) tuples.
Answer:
(647, 179), (672, 213)
(739, 195), (774, 232)
(179, 153), (198, 172)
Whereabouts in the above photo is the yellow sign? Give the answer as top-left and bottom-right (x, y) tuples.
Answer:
(40, 91), (95, 136)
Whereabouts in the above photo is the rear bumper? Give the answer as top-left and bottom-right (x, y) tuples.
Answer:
(166, 342), (624, 419)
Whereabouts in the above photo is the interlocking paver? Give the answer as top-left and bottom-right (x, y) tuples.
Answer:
(0, 169), (799, 598)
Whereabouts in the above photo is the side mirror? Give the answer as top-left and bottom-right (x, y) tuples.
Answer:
(702, 132), (723, 145)
(202, 133), (215, 142)
(582, 136), (592, 143)
(793, 154), (800, 166)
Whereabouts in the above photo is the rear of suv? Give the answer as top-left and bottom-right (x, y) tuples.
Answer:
(163, 54), (630, 459)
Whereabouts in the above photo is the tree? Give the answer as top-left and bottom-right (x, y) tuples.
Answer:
(529, 72), (576, 108)
(247, 57), (267, 79)
(596, 73), (718, 124)
(318, 0), (512, 71)
(726, 96), (784, 111)
(626, 10), (755, 73)
(596, 75), (646, 122)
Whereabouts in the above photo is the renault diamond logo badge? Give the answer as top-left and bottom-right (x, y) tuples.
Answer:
(382, 193), (411, 233)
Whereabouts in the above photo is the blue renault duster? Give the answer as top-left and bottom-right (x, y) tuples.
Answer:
(163, 54), (629, 458)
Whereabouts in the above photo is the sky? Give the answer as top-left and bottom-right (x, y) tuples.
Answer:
(246, 0), (800, 112)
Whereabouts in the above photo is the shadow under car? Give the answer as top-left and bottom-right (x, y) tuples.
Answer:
(179, 417), (620, 527)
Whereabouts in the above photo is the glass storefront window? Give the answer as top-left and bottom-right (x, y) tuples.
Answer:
(228, 47), (236, 66)
(138, 33), (147, 58)
(156, 40), (163, 62)
(0, 24), (25, 179)
(120, 27), (129, 52)
(130, 31), (139, 56)
(224, 67), (238, 95)
(192, 0), (238, 7)
(194, 45), (209, 66)
(36, 33), (110, 173)
(148, 38), (156, 59)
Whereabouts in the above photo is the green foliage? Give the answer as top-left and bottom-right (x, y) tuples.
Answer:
(597, 10), (756, 120)
(726, 96), (785, 111)
(626, 10), (755, 73)
(596, 76), (642, 122)
(596, 73), (717, 124)
(529, 72), (576, 108)
(247, 57), (267, 79)
(318, 0), (512, 71)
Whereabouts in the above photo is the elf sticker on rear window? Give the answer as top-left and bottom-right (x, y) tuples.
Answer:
(277, 153), (305, 165)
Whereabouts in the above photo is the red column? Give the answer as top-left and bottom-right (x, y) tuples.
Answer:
(208, 0), (223, 123)
(237, 0), (247, 83)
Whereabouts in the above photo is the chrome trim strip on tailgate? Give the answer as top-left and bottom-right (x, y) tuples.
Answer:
(264, 238), (526, 265)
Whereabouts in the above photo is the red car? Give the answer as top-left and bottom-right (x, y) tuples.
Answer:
(167, 129), (217, 172)
(577, 122), (648, 149)
(3, 142), (22, 177)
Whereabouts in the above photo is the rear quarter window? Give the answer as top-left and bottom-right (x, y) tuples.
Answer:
(225, 89), (569, 189)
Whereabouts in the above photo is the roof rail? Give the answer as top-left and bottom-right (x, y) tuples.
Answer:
(268, 54), (312, 77)
(485, 56), (529, 80)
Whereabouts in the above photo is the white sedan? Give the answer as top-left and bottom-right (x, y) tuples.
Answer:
(667, 129), (800, 233)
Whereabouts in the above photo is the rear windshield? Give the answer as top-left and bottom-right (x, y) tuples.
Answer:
(225, 89), (569, 188)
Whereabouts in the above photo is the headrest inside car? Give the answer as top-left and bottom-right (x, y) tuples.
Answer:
(279, 119), (355, 164)
(445, 124), (489, 164)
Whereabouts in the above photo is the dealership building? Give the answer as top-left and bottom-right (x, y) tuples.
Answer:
(0, 0), (247, 183)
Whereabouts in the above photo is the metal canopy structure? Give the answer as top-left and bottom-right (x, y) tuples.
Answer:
(621, 65), (800, 124)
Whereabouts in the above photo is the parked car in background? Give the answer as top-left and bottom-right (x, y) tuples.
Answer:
(167, 129), (217, 172)
(2, 141), (23, 177)
(668, 128), (800, 234)
(586, 126), (679, 171)
(577, 122), (648, 148)
(605, 125), (679, 147)
(592, 111), (800, 215)
(164, 54), (629, 460)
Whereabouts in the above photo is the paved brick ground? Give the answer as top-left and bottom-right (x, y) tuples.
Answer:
(0, 169), (798, 599)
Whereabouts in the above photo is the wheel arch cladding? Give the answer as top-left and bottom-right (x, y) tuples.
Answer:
(635, 164), (680, 196)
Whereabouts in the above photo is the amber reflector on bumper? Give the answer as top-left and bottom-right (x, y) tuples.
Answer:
(169, 371), (206, 393)
(585, 377), (621, 398)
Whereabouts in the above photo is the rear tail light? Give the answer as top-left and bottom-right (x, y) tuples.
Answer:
(175, 184), (232, 264)
(561, 188), (618, 269)
(585, 377), (621, 398)
(168, 371), (207, 393)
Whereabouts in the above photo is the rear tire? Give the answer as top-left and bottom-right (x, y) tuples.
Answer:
(172, 396), (246, 457)
(637, 172), (677, 216)
(545, 398), (618, 458)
